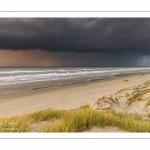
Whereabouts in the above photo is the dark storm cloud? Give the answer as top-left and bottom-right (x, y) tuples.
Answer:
(0, 18), (150, 54)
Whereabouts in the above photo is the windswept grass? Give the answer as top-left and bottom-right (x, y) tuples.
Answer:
(44, 108), (150, 132)
(144, 80), (150, 87)
(1, 106), (150, 132)
(0, 115), (31, 132)
(127, 93), (143, 105)
(0, 108), (67, 132)
(28, 108), (67, 123)
(116, 88), (127, 94)
(145, 99), (150, 108)
(127, 85), (150, 105)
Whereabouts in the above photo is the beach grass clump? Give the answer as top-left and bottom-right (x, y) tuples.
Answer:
(0, 115), (31, 132)
(127, 93), (143, 105)
(144, 80), (150, 87)
(145, 99), (150, 108)
(79, 104), (90, 109)
(28, 108), (67, 123)
(0, 108), (67, 132)
(43, 108), (150, 132)
(44, 107), (98, 132)
(1, 106), (150, 132)
(116, 88), (126, 94)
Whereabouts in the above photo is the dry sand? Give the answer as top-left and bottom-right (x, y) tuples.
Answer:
(0, 73), (150, 117)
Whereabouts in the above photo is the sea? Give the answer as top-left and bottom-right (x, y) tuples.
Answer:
(0, 67), (150, 94)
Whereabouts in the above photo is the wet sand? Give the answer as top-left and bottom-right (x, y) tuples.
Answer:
(0, 73), (150, 117)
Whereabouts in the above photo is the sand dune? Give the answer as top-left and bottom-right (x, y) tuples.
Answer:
(92, 78), (150, 117)
(0, 73), (150, 117)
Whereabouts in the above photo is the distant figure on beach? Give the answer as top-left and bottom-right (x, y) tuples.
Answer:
(124, 79), (128, 82)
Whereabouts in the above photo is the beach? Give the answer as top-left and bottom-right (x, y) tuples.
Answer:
(0, 73), (150, 117)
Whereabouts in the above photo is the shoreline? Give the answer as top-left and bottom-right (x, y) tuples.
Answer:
(0, 72), (150, 117)
(0, 71), (148, 96)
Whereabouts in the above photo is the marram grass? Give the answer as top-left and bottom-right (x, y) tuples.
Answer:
(44, 108), (150, 132)
(127, 88), (150, 105)
(145, 99), (150, 107)
(1, 106), (150, 132)
(0, 108), (67, 132)
(127, 93), (143, 105)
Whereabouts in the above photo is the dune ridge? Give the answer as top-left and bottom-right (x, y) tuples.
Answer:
(92, 80), (150, 118)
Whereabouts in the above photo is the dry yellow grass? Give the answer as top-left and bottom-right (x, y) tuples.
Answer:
(43, 107), (150, 132)
(127, 93), (143, 105)
(1, 105), (150, 132)
(0, 108), (67, 132)
(145, 99), (150, 107)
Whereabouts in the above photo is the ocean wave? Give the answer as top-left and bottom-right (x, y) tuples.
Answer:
(0, 67), (150, 86)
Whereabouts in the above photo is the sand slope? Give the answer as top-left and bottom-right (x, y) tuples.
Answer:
(92, 78), (150, 117)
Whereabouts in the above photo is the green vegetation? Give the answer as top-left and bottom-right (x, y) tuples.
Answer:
(127, 93), (143, 105)
(1, 106), (150, 132)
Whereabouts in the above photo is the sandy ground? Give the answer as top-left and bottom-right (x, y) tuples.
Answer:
(0, 73), (150, 117)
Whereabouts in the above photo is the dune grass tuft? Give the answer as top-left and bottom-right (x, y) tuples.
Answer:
(0, 108), (67, 132)
(28, 108), (67, 123)
(144, 80), (150, 87)
(127, 93), (143, 105)
(0, 115), (31, 132)
(1, 106), (150, 132)
(145, 99), (150, 108)
(43, 107), (150, 132)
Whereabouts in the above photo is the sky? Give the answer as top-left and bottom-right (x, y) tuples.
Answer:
(0, 18), (150, 67)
